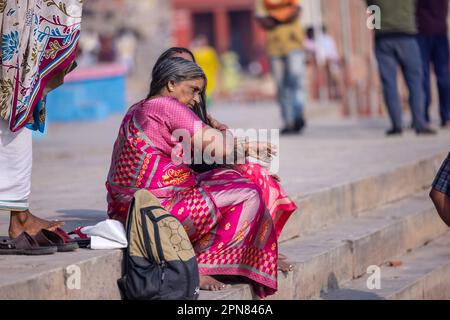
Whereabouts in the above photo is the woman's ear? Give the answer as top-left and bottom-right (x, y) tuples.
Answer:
(167, 80), (176, 93)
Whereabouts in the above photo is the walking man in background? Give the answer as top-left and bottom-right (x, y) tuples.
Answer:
(256, 0), (306, 135)
(366, 0), (436, 136)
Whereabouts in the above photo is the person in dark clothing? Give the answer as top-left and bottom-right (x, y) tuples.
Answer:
(366, 0), (436, 136)
(417, 0), (450, 128)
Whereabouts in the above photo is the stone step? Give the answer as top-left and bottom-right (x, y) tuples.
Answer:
(321, 232), (450, 300)
(0, 250), (122, 299)
(279, 152), (445, 242)
(199, 190), (447, 300)
(0, 180), (445, 300)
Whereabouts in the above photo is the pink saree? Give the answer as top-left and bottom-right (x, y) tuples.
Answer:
(106, 97), (297, 298)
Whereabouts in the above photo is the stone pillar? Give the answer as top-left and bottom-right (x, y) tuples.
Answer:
(173, 9), (192, 48)
(214, 7), (230, 54)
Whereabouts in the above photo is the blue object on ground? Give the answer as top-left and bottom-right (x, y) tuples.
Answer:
(46, 64), (126, 122)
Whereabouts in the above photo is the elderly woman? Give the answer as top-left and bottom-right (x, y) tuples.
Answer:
(155, 48), (297, 237)
(106, 57), (296, 298)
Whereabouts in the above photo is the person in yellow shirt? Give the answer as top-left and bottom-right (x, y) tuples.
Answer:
(192, 35), (220, 105)
(256, 0), (306, 134)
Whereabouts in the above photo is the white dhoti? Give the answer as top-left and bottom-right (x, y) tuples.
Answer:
(0, 119), (32, 211)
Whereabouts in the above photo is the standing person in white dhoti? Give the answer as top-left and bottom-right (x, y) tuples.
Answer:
(0, 0), (82, 240)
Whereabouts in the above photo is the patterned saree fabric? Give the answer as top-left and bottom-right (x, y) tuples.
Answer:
(106, 97), (298, 298)
(0, 0), (82, 132)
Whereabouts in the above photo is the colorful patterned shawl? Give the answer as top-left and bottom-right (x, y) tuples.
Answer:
(0, 0), (82, 132)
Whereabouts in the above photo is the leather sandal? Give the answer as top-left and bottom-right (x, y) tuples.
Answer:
(34, 229), (79, 252)
(0, 232), (57, 255)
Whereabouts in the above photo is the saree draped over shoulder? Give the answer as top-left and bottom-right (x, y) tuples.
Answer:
(0, 0), (82, 132)
(106, 97), (297, 298)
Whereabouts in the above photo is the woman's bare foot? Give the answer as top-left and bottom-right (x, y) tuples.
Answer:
(278, 260), (294, 272)
(8, 210), (64, 239)
(200, 275), (231, 291)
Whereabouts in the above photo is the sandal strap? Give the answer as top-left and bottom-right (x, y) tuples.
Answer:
(10, 232), (39, 250)
(33, 230), (61, 247)
(0, 241), (15, 250)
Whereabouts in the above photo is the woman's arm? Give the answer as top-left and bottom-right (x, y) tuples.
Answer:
(192, 127), (276, 165)
(207, 114), (229, 131)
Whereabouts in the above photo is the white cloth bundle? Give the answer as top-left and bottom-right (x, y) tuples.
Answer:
(81, 219), (127, 250)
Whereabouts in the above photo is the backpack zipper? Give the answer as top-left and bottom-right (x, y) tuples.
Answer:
(123, 197), (136, 275)
(143, 208), (172, 284)
(151, 214), (167, 283)
(140, 209), (156, 262)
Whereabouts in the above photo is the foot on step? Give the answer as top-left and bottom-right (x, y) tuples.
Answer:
(200, 275), (232, 291)
(9, 210), (64, 239)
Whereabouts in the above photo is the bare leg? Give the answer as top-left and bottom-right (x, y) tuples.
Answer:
(200, 275), (232, 291)
(430, 189), (450, 227)
(8, 210), (64, 239)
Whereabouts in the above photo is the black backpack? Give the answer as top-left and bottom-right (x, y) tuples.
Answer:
(118, 189), (200, 300)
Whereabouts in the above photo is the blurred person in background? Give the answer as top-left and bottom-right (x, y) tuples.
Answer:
(116, 28), (139, 74)
(78, 30), (100, 67)
(304, 27), (316, 63)
(220, 50), (242, 99)
(316, 26), (341, 100)
(98, 34), (117, 63)
(416, 0), (450, 129)
(304, 27), (320, 101)
(191, 35), (221, 105)
(255, 0), (306, 135)
(366, 0), (436, 136)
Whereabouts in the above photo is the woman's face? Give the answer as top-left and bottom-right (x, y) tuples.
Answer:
(167, 78), (205, 109)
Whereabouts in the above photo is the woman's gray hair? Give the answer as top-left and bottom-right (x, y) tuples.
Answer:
(147, 57), (206, 99)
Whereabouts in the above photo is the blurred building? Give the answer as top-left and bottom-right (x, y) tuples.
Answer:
(82, 0), (171, 81)
(171, 0), (381, 115)
(171, 0), (265, 69)
(80, 0), (448, 118)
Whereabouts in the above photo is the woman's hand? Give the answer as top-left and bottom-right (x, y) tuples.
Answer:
(215, 122), (229, 131)
(208, 115), (229, 131)
(247, 141), (277, 162)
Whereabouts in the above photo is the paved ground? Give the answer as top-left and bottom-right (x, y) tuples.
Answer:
(1, 100), (449, 235)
